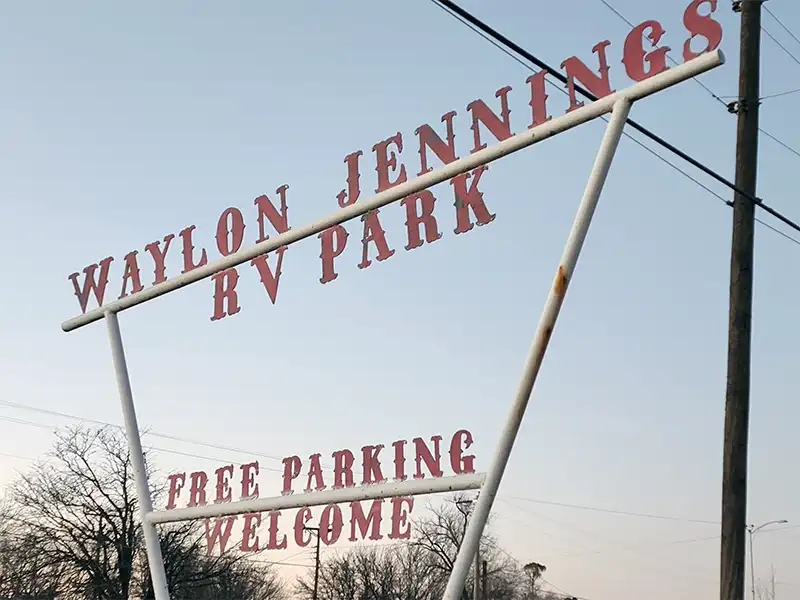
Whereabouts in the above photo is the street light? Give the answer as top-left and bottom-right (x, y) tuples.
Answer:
(746, 519), (787, 600)
(455, 496), (481, 600)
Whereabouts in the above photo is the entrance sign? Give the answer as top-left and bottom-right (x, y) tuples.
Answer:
(161, 430), (478, 554)
(61, 44), (724, 600)
(64, 0), (723, 324)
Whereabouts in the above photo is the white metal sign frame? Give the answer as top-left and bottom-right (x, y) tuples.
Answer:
(61, 49), (724, 600)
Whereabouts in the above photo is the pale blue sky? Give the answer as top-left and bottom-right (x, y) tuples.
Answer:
(0, 1), (798, 599)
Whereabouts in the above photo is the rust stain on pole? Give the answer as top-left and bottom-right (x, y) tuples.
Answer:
(552, 265), (569, 295)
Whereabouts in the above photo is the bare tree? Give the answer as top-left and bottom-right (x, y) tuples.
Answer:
(295, 494), (530, 600)
(138, 521), (286, 600)
(4, 427), (142, 599)
(755, 565), (777, 600)
(295, 545), (442, 600)
(0, 509), (65, 600)
(0, 425), (285, 600)
(520, 561), (547, 600)
(412, 494), (523, 599)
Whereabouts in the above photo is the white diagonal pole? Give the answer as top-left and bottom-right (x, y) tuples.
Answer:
(106, 311), (170, 600)
(441, 97), (632, 600)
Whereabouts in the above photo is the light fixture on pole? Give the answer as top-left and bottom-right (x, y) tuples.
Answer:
(746, 519), (787, 600)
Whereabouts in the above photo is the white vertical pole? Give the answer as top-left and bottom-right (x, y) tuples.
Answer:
(441, 98), (633, 600)
(105, 310), (170, 600)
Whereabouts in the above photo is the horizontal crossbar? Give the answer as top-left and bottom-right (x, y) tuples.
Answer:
(62, 49), (724, 332)
(145, 472), (486, 524)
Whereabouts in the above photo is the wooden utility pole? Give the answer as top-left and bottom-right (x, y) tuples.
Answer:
(305, 526), (323, 600)
(721, 2), (762, 600)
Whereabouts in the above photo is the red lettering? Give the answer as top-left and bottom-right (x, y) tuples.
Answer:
(166, 473), (185, 510)
(179, 225), (208, 274)
(319, 505), (343, 545)
(255, 185), (290, 241)
(415, 111), (458, 175)
(304, 453), (326, 492)
(451, 166), (496, 235)
(337, 151), (363, 208)
(413, 435), (443, 479)
(466, 86), (512, 153)
(373, 133), (407, 192)
(683, 0), (722, 61)
(118, 251), (144, 299)
(187, 471), (208, 507)
(526, 70), (551, 128)
(361, 444), (386, 485)
(392, 440), (407, 482)
(449, 430), (476, 474)
(561, 40), (614, 112)
(210, 269), (240, 321)
(358, 210), (395, 269)
(281, 456), (302, 495)
(294, 508), (313, 547)
(214, 465), (234, 503)
(240, 513), (261, 552)
(318, 225), (349, 284)
(204, 516), (238, 555)
(144, 234), (175, 285)
(349, 500), (384, 541)
(623, 20), (670, 82)
(401, 191), (442, 251)
(332, 449), (355, 489)
(388, 497), (414, 540)
(215, 207), (246, 256)
(250, 247), (287, 305)
(266, 511), (288, 550)
(240, 462), (259, 500)
(68, 256), (114, 313)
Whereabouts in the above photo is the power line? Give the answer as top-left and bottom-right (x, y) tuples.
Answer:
(0, 399), (373, 478)
(0, 402), (747, 534)
(425, 0), (731, 210)
(3, 401), (794, 587)
(764, 5), (800, 47)
(0, 400), (286, 470)
(756, 216), (800, 245)
(723, 88), (800, 101)
(762, 25), (800, 66)
(504, 495), (718, 525)
(594, 2), (800, 185)
(493, 545), (586, 600)
(761, 127), (800, 159)
(592, 1), (800, 201)
(0, 450), (34, 461)
(428, 0), (800, 245)
(597, 0), (729, 106)
(0, 408), (286, 473)
(761, 87), (800, 100)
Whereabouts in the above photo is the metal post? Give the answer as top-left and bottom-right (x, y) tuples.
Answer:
(473, 546), (480, 600)
(481, 560), (488, 600)
(305, 526), (322, 600)
(313, 530), (321, 600)
(748, 527), (756, 600)
(721, 3), (761, 600)
(745, 521), (787, 600)
(105, 311), (170, 600)
(441, 98), (632, 600)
